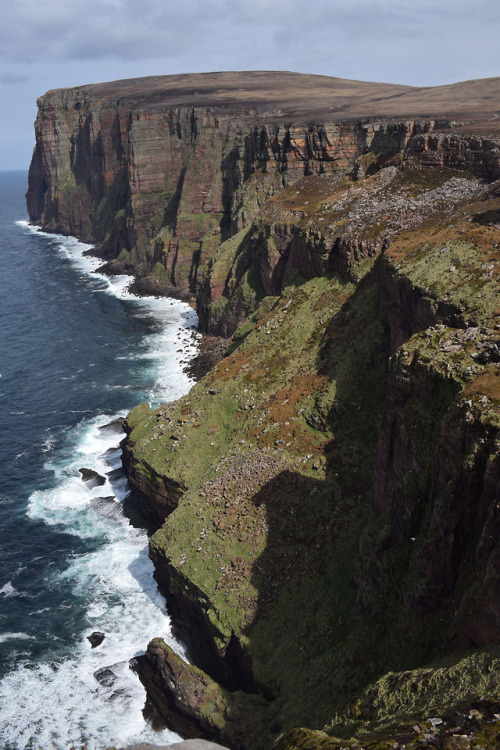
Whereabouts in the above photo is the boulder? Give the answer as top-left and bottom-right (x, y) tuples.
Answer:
(87, 631), (105, 648)
(79, 468), (106, 488)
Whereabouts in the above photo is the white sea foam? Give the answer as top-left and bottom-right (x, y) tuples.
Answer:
(6, 416), (186, 749)
(0, 582), (17, 597)
(0, 510), (185, 748)
(21, 223), (200, 407)
(0, 653), (181, 750)
(41, 435), (55, 453)
(0, 225), (200, 749)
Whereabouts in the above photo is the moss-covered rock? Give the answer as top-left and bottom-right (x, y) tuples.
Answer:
(134, 638), (268, 748)
(115, 126), (500, 750)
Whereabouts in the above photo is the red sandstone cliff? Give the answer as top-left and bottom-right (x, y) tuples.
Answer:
(27, 72), (500, 309)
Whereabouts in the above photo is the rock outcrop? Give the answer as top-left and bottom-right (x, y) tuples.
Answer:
(28, 72), (500, 750)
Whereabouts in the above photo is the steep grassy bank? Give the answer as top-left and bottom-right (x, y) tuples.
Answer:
(123, 166), (500, 747)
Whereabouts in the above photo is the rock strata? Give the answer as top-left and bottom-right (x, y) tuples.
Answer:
(27, 73), (500, 311)
(134, 639), (235, 744)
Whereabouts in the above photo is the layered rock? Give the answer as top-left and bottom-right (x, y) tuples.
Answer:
(27, 86), (364, 299)
(133, 638), (267, 749)
(27, 73), (500, 307)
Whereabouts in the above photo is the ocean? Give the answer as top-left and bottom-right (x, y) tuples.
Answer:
(0, 171), (199, 749)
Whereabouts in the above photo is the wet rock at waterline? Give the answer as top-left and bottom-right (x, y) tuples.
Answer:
(79, 467), (106, 488)
(94, 667), (116, 687)
(87, 631), (105, 648)
(98, 417), (126, 435)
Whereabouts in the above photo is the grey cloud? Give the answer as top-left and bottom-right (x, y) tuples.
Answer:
(223, 0), (423, 35)
(222, 0), (499, 44)
(0, 0), (224, 63)
(1, 0), (499, 87)
(0, 0), (424, 65)
(2, 0), (499, 72)
(0, 71), (30, 84)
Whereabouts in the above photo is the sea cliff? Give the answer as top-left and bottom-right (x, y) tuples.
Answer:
(28, 72), (500, 750)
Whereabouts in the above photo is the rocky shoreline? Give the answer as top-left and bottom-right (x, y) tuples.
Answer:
(27, 72), (500, 750)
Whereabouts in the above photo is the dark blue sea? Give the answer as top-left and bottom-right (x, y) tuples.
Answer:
(0, 171), (198, 749)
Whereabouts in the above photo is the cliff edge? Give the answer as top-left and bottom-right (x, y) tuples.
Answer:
(26, 71), (500, 304)
(28, 72), (500, 750)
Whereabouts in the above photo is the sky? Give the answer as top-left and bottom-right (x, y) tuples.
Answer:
(1, 0), (499, 170)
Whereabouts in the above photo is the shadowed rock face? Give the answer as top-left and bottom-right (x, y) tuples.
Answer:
(28, 72), (500, 750)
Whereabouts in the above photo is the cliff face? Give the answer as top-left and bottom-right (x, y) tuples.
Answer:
(27, 73), (500, 306)
(27, 88), (366, 299)
(28, 73), (500, 750)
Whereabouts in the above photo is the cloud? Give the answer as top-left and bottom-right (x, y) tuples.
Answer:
(3, 0), (498, 67)
(0, 0), (224, 63)
(0, 70), (30, 84)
